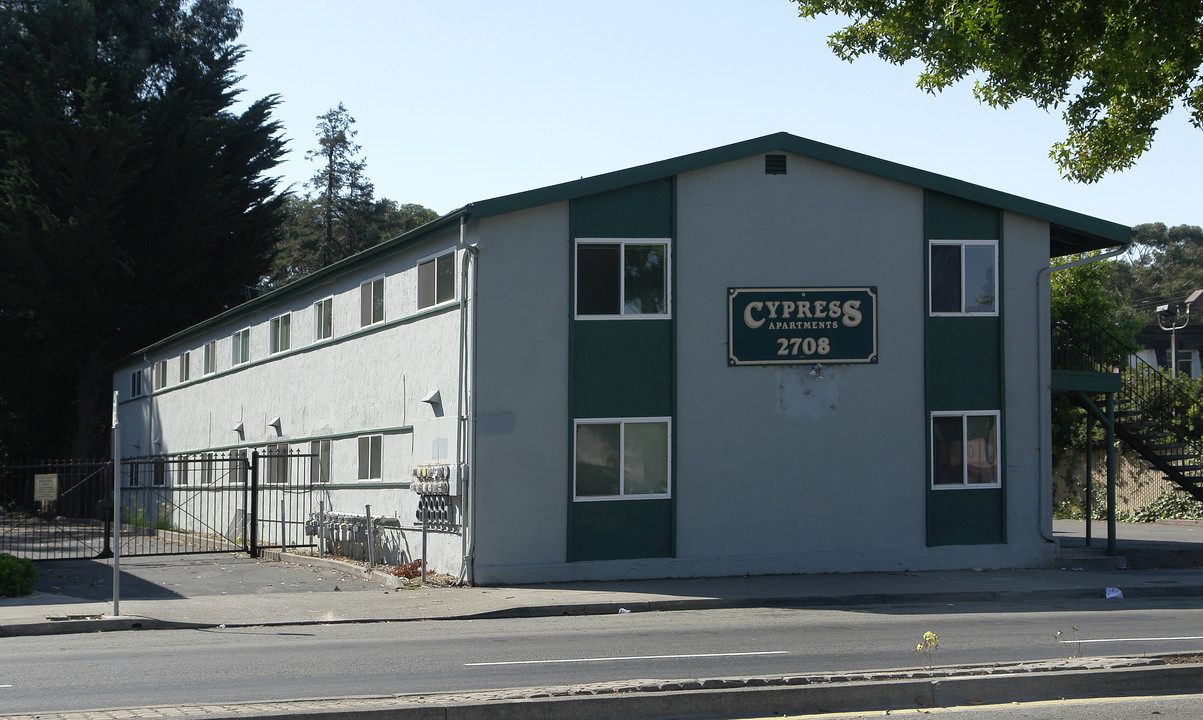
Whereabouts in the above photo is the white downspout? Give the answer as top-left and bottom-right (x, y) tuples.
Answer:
(1036, 244), (1127, 543)
(456, 215), (480, 585)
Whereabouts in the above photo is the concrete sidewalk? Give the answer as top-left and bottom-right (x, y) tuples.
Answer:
(2, 519), (1202, 636)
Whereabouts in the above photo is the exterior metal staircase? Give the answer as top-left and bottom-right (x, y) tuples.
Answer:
(1054, 319), (1203, 505)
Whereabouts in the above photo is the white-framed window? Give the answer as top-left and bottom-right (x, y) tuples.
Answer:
(931, 411), (1001, 488)
(1176, 349), (1198, 379)
(176, 456), (189, 486)
(153, 360), (168, 390)
(360, 276), (385, 327)
(314, 297), (333, 342)
(231, 328), (251, 365)
(575, 238), (671, 319)
(574, 417), (671, 500)
(200, 452), (215, 484)
(203, 341), (216, 375)
(264, 443), (289, 484)
(152, 458), (167, 486)
(358, 435), (382, 480)
(930, 240), (998, 316)
(311, 439), (331, 484)
(130, 369), (145, 398)
(269, 313), (290, 354)
(229, 449), (247, 485)
(418, 250), (456, 309)
(179, 352), (190, 383)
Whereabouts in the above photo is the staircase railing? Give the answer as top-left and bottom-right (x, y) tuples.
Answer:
(1054, 318), (1203, 502)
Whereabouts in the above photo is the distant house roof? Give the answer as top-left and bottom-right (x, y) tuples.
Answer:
(124, 132), (1130, 361)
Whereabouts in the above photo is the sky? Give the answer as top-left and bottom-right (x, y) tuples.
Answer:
(231, 1), (1201, 230)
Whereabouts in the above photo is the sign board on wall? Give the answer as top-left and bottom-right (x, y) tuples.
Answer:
(728, 287), (878, 366)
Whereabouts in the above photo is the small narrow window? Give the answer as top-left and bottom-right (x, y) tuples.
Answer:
(153, 360), (168, 390)
(418, 251), (456, 309)
(152, 459), (167, 486)
(203, 341), (216, 375)
(131, 370), (144, 398)
(230, 449), (247, 485)
(264, 443), (289, 484)
(176, 457), (189, 486)
(310, 439), (331, 483)
(360, 277), (385, 326)
(575, 239), (670, 318)
(179, 352), (190, 383)
(270, 313), (291, 354)
(200, 453), (215, 484)
(232, 329), (250, 365)
(358, 435), (382, 480)
(314, 298), (333, 341)
(930, 241), (998, 316)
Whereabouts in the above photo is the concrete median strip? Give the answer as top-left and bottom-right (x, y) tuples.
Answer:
(3, 657), (1200, 720)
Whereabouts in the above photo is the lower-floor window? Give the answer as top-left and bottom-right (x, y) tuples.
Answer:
(311, 439), (331, 484)
(264, 443), (289, 484)
(931, 411), (1000, 488)
(574, 418), (671, 500)
(358, 435), (382, 480)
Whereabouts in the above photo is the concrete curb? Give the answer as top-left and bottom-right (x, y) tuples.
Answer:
(6, 659), (1200, 720)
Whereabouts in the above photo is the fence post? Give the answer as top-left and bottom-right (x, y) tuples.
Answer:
(249, 450), (259, 558)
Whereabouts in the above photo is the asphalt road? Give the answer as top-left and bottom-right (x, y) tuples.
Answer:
(4, 599), (1203, 714)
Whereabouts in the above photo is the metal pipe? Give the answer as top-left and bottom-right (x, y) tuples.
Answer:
(111, 391), (121, 617)
(365, 504), (374, 567)
(318, 501), (325, 558)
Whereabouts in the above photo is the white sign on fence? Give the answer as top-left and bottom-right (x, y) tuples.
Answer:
(34, 473), (59, 501)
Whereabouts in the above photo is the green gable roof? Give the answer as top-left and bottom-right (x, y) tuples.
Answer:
(125, 132), (1128, 361)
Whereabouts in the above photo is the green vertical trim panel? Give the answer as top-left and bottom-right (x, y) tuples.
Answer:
(926, 192), (1001, 240)
(573, 321), (672, 417)
(571, 499), (673, 561)
(925, 319), (1002, 410)
(570, 179), (674, 238)
(924, 190), (1007, 547)
(567, 177), (676, 563)
(926, 489), (1005, 545)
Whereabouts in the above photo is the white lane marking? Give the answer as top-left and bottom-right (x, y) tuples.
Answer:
(1061, 635), (1203, 644)
(466, 650), (789, 667)
(0, 685), (12, 689)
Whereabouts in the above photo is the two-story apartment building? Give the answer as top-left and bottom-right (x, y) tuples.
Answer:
(115, 133), (1130, 584)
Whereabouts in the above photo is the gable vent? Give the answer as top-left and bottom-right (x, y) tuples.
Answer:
(765, 154), (787, 175)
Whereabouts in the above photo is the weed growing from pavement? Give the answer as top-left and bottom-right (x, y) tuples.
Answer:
(915, 631), (939, 670)
(1055, 626), (1081, 659)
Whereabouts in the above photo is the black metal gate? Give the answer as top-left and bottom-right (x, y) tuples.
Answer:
(0, 460), (113, 560)
(0, 450), (314, 561)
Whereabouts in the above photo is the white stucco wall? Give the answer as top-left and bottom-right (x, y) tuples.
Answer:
(114, 228), (469, 575)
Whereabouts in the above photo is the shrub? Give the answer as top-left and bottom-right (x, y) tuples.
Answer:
(0, 553), (36, 597)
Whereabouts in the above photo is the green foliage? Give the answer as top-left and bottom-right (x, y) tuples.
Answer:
(1108, 223), (1203, 331)
(0, 553), (37, 597)
(266, 104), (438, 286)
(1115, 491), (1203, 523)
(793, 1), (1203, 182)
(0, 0), (287, 457)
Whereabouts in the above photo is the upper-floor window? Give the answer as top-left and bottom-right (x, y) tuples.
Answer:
(130, 370), (144, 398)
(231, 328), (251, 365)
(314, 297), (333, 341)
(203, 341), (216, 375)
(179, 352), (190, 383)
(270, 313), (291, 354)
(575, 239), (670, 318)
(418, 250), (455, 309)
(360, 277), (385, 327)
(358, 435), (382, 480)
(930, 240), (998, 316)
(153, 360), (168, 390)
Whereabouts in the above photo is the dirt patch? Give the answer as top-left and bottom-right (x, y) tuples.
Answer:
(1162, 654), (1203, 665)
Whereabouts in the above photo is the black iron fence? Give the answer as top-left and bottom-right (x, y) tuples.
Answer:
(1, 450), (315, 561)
